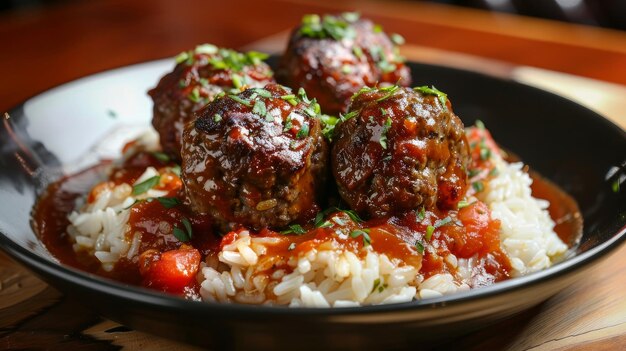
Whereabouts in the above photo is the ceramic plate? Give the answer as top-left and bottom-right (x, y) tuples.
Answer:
(1, 58), (624, 349)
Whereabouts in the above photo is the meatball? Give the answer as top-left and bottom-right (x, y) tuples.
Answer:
(277, 13), (411, 116)
(331, 85), (469, 218)
(181, 84), (328, 230)
(149, 44), (275, 160)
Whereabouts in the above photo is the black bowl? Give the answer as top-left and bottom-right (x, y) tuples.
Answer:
(1, 58), (624, 350)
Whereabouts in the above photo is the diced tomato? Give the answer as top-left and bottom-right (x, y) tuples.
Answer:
(140, 248), (201, 293)
(219, 231), (239, 250)
(452, 201), (501, 258)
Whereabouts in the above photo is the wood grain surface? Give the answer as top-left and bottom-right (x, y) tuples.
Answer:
(1, 0), (625, 350)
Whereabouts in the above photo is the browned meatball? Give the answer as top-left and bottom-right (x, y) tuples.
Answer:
(149, 44), (275, 160)
(331, 85), (469, 218)
(277, 13), (411, 116)
(181, 84), (328, 231)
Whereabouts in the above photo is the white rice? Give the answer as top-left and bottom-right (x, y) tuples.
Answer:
(477, 153), (568, 276)
(65, 128), (568, 305)
(66, 131), (172, 271)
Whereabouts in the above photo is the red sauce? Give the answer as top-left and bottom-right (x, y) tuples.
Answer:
(31, 138), (582, 298)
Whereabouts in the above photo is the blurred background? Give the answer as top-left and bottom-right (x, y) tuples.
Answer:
(2, 0), (625, 30)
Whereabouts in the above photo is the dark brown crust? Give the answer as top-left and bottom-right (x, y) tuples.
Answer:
(181, 84), (328, 231)
(277, 18), (411, 115)
(331, 87), (469, 218)
(149, 50), (274, 160)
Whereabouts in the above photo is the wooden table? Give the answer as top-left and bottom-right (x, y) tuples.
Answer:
(1, 0), (625, 349)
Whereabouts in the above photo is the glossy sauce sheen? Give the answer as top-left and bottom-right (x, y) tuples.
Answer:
(32, 150), (582, 296)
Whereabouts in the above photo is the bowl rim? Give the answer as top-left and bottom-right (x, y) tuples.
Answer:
(1, 58), (625, 319)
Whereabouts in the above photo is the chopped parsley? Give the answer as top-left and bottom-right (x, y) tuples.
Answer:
(188, 87), (202, 103)
(300, 13), (356, 40)
(414, 86), (448, 111)
(173, 217), (193, 242)
(281, 94), (298, 106)
(320, 114), (339, 141)
(213, 113), (222, 122)
(376, 85), (400, 102)
(457, 200), (470, 209)
(156, 197), (180, 209)
(415, 240), (425, 255)
(425, 225), (435, 241)
(174, 51), (190, 64)
(341, 209), (364, 223)
(232, 74), (243, 89)
(472, 181), (485, 193)
(416, 207), (426, 221)
(284, 113), (294, 132)
(353, 46), (364, 59)
(252, 100), (267, 117)
(435, 216), (452, 228)
(195, 43), (218, 55)
(296, 123), (310, 138)
(151, 152), (170, 163)
(390, 33), (405, 45)
(228, 94), (252, 107)
(475, 119), (485, 130)
(468, 169), (481, 178)
(341, 65), (353, 74)
(379, 116), (392, 149)
(255, 88), (272, 98)
(339, 110), (358, 122)
(132, 176), (160, 196)
(371, 278), (381, 293)
(480, 146), (491, 161)
(280, 224), (307, 235)
(350, 229), (371, 247)
(342, 12), (360, 22)
(174, 44), (268, 72)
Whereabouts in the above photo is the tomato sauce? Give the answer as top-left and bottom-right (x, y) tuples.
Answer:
(31, 138), (582, 298)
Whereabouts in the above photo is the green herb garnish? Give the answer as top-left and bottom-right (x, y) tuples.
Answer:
(229, 94), (252, 107)
(415, 240), (425, 254)
(132, 176), (160, 196)
(157, 197), (180, 209)
(151, 152), (170, 163)
(255, 88), (272, 98)
(379, 116), (392, 149)
(425, 225), (435, 241)
(472, 181), (484, 193)
(371, 278), (381, 293)
(417, 207), (426, 221)
(281, 94), (298, 106)
(414, 86), (448, 111)
(173, 217), (193, 242)
(350, 229), (371, 247)
(188, 87), (202, 103)
(296, 123), (310, 138)
(300, 13), (357, 40)
(390, 33), (405, 45)
(457, 200), (470, 209)
(475, 119), (485, 130)
(252, 100), (267, 117)
(280, 224), (307, 235)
